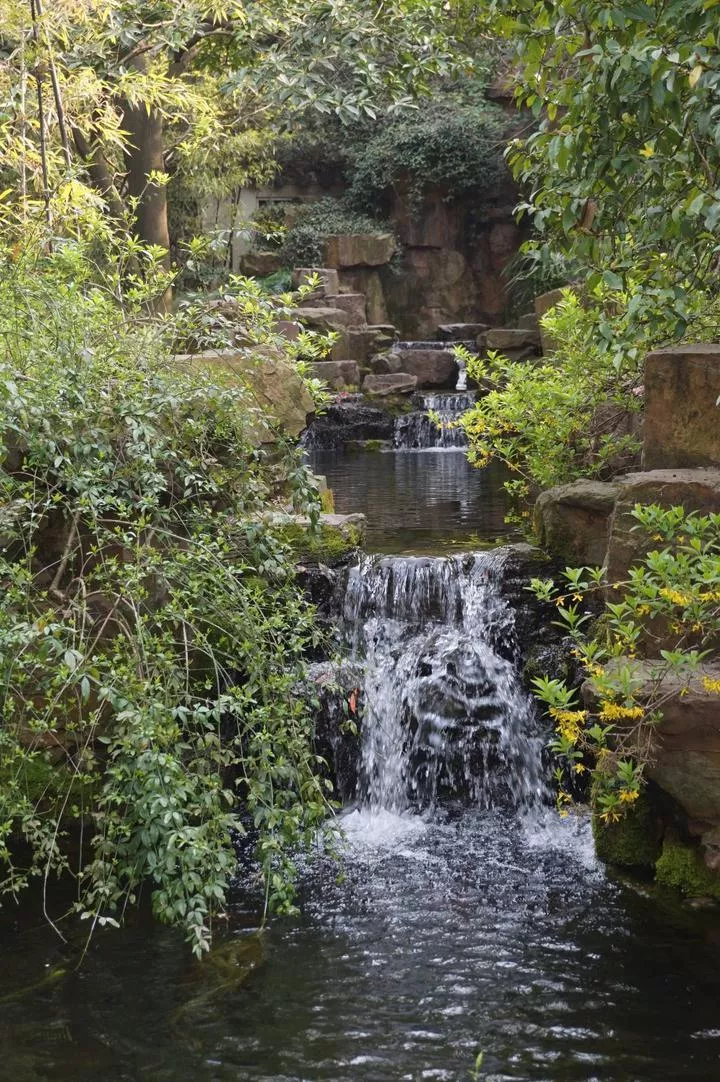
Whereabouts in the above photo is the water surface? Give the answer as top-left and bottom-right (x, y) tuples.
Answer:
(307, 450), (514, 554)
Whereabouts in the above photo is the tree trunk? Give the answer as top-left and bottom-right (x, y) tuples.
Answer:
(122, 54), (172, 311)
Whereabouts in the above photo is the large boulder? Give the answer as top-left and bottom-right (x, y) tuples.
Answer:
(437, 322), (489, 340)
(534, 479), (621, 565)
(173, 348), (314, 441)
(309, 360), (361, 392)
(643, 344), (720, 469)
(323, 233), (396, 268)
(362, 373), (417, 396)
(606, 468), (720, 584)
(485, 327), (541, 362)
(396, 348), (457, 388)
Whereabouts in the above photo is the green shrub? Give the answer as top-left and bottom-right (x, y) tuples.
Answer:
(0, 242), (331, 955)
(347, 101), (506, 212)
(280, 197), (394, 268)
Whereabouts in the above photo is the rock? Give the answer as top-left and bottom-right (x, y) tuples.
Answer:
(302, 397), (396, 448)
(534, 479), (621, 565)
(347, 328), (384, 364)
(291, 267), (340, 295)
(518, 312), (540, 333)
(643, 344), (720, 469)
(173, 347), (314, 441)
(582, 661), (720, 823)
(309, 360), (361, 391)
(396, 349), (457, 388)
(486, 327), (540, 353)
(437, 323), (489, 340)
(606, 468), (720, 584)
(362, 373), (418, 396)
(275, 319), (302, 342)
(368, 352), (403, 375)
(240, 251), (283, 278)
(534, 287), (567, 354)
(304, 292), (367, 325)
(323, 233), (396, 267)
(337, 269), (389, 325)
(263, 511), (366, 564)
(290, 306), (352, 329)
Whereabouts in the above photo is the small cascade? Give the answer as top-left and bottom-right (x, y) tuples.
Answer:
(394, 391), (475, 449)
(343, 551), (549, 812)
(393, 340), (477, 351)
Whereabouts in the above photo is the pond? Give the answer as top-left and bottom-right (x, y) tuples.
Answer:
(307, 449), (514, 554)
(2, 446), (720, 1082)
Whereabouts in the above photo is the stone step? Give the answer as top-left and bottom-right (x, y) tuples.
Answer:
(362, 372), (418, 396)
(437, 322), (489, 340)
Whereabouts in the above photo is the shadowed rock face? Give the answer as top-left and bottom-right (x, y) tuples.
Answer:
(301, 398), (396, 448)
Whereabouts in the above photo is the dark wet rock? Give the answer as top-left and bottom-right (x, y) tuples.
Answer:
(301, 396), (396, 448)
(306, 660), (363, 802)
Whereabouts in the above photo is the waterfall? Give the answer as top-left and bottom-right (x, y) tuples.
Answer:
(394, 392), (475, 450)
(342, 550), (549, 812)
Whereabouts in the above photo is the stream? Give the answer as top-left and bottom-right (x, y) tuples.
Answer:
(2, 442), (720, 1081)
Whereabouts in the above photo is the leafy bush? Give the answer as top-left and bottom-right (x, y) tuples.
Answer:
(347, 101), (506, 211)
(280, 197), (394, 268)
(0, 243), (331, 954)
(461, 285), (720, 505)
(530, 505), (720, 824)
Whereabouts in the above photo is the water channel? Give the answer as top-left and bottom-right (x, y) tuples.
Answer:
(2, 443), (720, 1081)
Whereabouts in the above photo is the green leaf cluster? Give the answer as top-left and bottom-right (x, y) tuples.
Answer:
(0, 239), (331, 955)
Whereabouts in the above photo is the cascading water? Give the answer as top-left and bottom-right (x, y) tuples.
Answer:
(394, 391), (475, 449)
(342, 549), (549, 813)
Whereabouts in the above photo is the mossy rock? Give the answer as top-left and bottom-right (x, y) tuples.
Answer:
(274, 513), (366, 564)
(592, 791), (662, 870)
(655, 838), (720, 900)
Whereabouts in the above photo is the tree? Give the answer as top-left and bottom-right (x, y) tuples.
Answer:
(484, 0), (720, 314)
(0, 0), (468, 271)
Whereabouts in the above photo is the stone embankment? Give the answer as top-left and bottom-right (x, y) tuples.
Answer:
(535, 344), (720, 894)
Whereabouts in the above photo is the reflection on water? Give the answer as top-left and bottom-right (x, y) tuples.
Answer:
(2, 810), (720, 1081)
(307, 449), (514, 554)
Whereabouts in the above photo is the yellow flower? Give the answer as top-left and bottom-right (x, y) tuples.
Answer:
(660, 587), (692, 606)
(598, 702), (644, 721)
(574, 763), (586, 774)
(702, 677), (720, 694)
(619, 789), (639, 804)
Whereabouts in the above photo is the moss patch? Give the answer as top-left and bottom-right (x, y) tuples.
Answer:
(279, 521), (363, 564)
(655, 838), (720, 899)
(592, 792), (661, 870)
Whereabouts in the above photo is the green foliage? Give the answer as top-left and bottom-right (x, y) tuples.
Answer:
(347, 100), (506, 212)
(484, 0), (720, 322)
(280, 197), (394, 268)
(462, 286), (720, 497)
(0, 241), (332, 955)
(529, 505), (720, 824)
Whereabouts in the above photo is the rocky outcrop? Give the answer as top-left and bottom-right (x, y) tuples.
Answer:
(643, 345), (720, 469)
(173, 347), (314, 441)
(534, 479), (620, 565)
(485, 326), (541, 362)
(291, 267), (340, 295)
